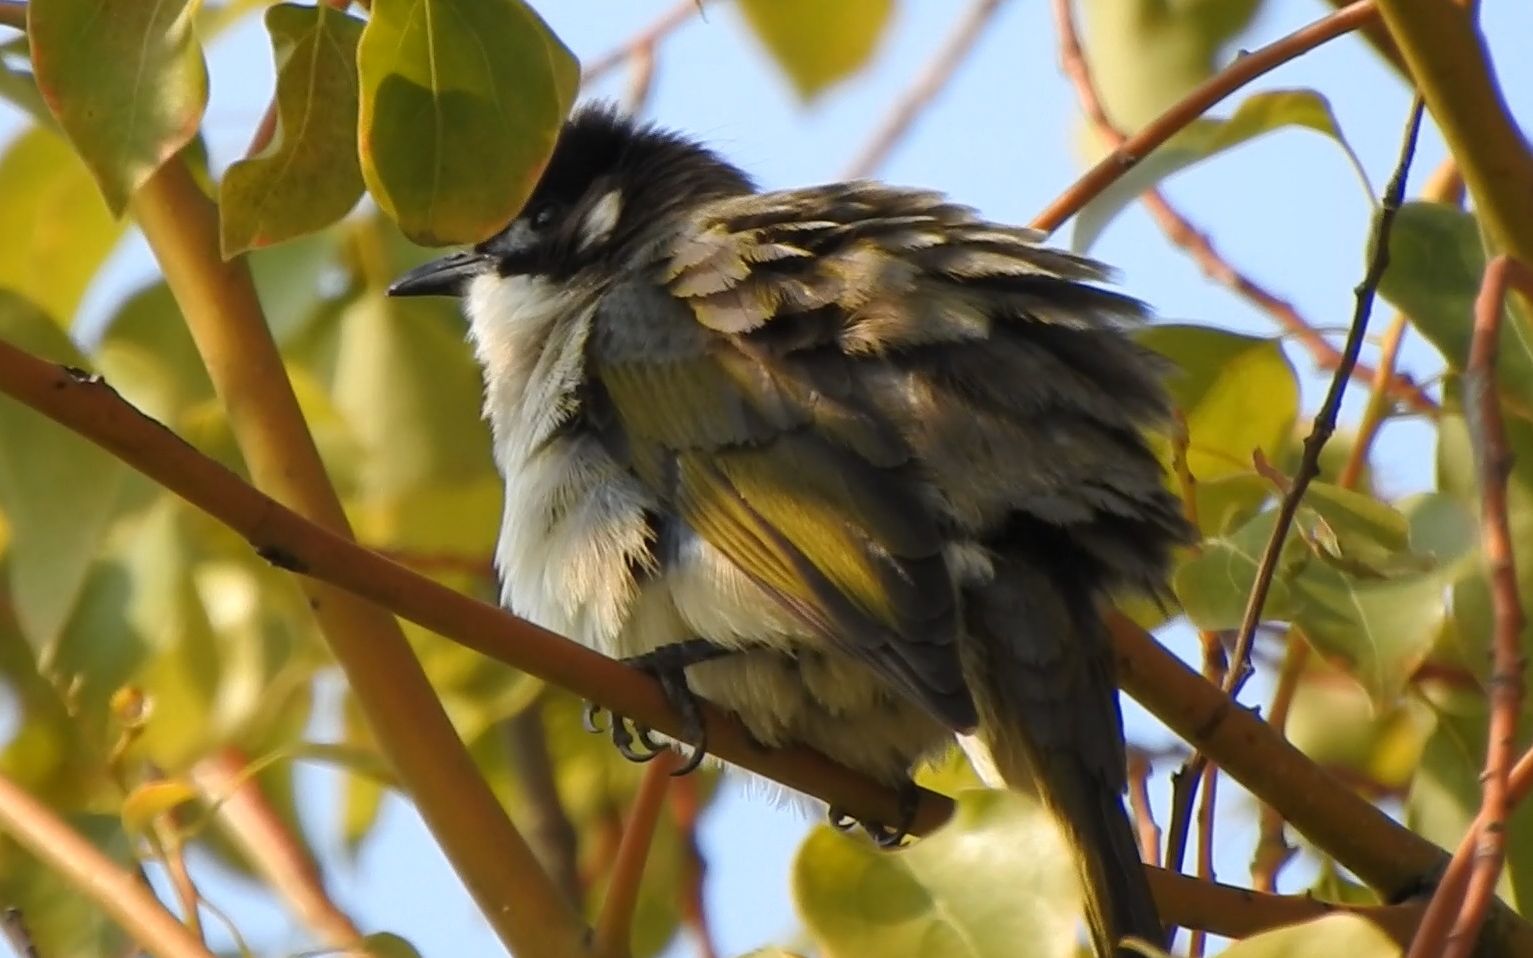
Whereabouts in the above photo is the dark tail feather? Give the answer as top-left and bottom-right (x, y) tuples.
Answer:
(962, 560), (1164, 956)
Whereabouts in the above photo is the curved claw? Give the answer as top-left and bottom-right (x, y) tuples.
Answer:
(671, 742), (707, 777)
(826, 806), (857, 832)
(582, 701), (607, 734)
(634, 725), (666, 754)
(612, 720), (662, 764)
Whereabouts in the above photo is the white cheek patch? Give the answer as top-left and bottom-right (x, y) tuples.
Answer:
(578, 190), (623, 251)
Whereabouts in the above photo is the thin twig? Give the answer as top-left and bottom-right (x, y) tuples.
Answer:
(150, 814), (206, 943)
(841, 0), (1007, 179)
(1414, 742), (1533, 958)
(1030, 0), (1380, 234)
(1222, 98), (1425, 700)
(669, 772), (720, 958)
(1, 910), (39, 958)
(1162, 97), (1425, 884)
(594, 752), (679, 958)
(1409, 256), (1533, 958)
(1049, 0), (1435, 415)
(191, 748), (365, 952)
(0, 0), (24, 30)
(1126, 749), (1162, 867)
(622, 44), (658, 116)
(503, 705), (584, 908)
(581, 0), (702, 84)
(1189, 762), (1219, 958)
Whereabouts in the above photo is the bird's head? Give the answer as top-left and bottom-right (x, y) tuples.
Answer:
(387, 103), (754, 299)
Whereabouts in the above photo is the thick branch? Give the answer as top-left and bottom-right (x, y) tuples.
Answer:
(128, 160), (586, 958)
(0, 336), (1510, 945)
(1376, 1), (1533, 270)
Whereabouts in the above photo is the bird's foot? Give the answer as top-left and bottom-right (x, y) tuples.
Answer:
(584, 640), (732, 777)
(827, 779), (919, 849)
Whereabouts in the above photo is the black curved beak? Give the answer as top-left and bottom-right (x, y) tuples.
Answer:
(387, 251), (490, 298)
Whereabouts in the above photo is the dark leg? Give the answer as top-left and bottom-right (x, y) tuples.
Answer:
(583, 639), (737, 776)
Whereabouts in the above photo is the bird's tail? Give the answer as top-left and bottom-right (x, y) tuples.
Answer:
(959, 558), (1164, 958)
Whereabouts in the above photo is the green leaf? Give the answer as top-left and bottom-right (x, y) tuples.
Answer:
(0, 126), (124, 326)
(1380, 203), (1533, 418)
(359, 932), (426, 958)
(0, 814), (135, 958)
(120, 779), (199, 835)
(1408, 701), (1533, 914)
(1174, 508), (1305, 629)
(28, 0), (208, 212)
(220, 4), (366, 257)
(1077, 0), (1260, 131)
(793, 790), (1082, 958)
(737, 0), (894, 100)
(0, 292), (127, 653)
(357, 0), (578, 245)
(1074, 90), (1371, 251)
(1136, 324), (1297, 534)
(1177, 491), (1475, 707)
(1220, 914), (1399, 957)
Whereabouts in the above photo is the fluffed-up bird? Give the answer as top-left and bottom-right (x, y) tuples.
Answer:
(389, 103), (1193, 956)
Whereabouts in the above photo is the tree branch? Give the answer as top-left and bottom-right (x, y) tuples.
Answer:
(1030, 0), (1380, 234)
(1048, 0), (1435, 415)
(841, 0), (1006, 179)
(0, 0), (24, 31)
(7, 338), (1533, 950)
(1222, 97), (1424, 700)
(1410, 255), (1533, 958)
(1376, 0), (1533, 271)
(128, 159), (587, 958)
(595, 753), (679, 958)
(0, 771), (217, 958)
(580, 0), (703, 85)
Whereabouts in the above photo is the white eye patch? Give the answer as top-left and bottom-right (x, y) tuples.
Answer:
(577, 190), (623, 251)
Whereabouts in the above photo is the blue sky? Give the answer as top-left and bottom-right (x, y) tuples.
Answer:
(3, 1), (1533, 955)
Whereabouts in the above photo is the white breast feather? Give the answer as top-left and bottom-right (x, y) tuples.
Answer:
(464, 274), (654, 653)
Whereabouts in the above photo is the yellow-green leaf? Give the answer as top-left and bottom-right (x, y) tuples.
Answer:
(120, 779), (200, 835)
(28, 0), (208, 212)
(1079, 0), (1260, 131)
(1136, 324), (1297, 535)
(737, 0), (894, 100)
(1379, 203), (1533, 420)
(793, 790), (1081, 958)
(0, 292), (127, 653)
(1220, 914), (1399, 957)
(357, 0), (578, 245)
(220, 4), (367, 257)
(1074, 89), (1370, 251)
(0, 126), (124, 326)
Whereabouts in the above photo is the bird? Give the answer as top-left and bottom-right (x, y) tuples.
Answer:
(389, 102), (1193, 956)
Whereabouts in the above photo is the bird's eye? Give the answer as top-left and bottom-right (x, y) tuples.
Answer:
(530, 203), (559, 230)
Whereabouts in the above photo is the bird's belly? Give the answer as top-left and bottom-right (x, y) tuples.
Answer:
(493, 433), (656, 655)
(495, 438), (953, 784)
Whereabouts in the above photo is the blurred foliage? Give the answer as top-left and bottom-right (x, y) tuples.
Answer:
(0, 0), (1527, 956)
